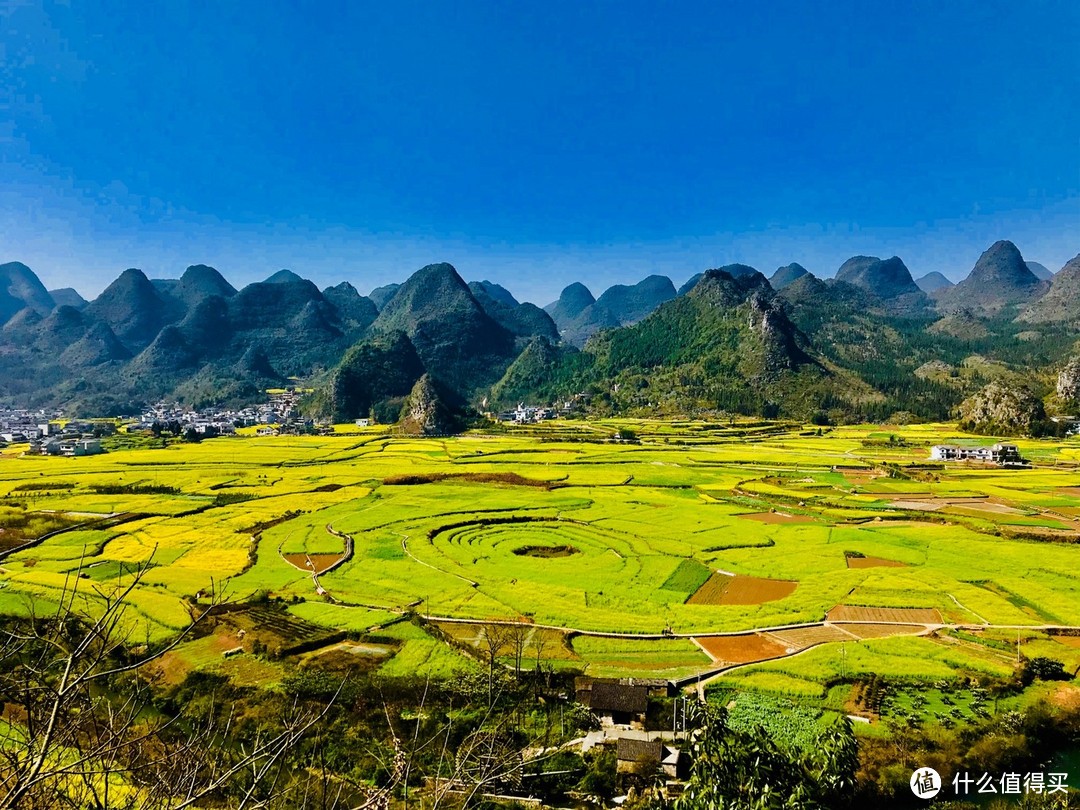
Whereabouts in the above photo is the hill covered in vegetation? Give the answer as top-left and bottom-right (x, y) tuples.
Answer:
(1, 242), (1078, 426)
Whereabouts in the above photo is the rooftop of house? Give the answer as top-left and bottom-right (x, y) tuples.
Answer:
(616, 738), (664, 763)
(589, 683), (649, 714)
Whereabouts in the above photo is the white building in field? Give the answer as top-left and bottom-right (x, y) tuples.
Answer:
(930, 443), (1023, 465)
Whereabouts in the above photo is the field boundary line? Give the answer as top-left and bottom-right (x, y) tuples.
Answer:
(321, 524), (354, 575)
(830, 622), (863, 641)
(421, 614), (1080, 649)
(689, 636), (716, 661)
(0, 511), (140, 562)
(946, 592), (989, 625)
(399, 534), (479, 587)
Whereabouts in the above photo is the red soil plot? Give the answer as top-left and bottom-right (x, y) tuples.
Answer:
(694, 633), (789, 664)
(282, 553), (345, 574)
(687, 572), (798, 606)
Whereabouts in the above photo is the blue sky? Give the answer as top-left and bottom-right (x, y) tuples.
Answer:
(2, 0), (1077, 304)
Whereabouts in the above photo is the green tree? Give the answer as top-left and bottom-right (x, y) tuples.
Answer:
(675, 702), (857, 810)
(578, 747), (617, 800)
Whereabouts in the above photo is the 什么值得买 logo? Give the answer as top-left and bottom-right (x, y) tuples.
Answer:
(910, 767), (941, 799)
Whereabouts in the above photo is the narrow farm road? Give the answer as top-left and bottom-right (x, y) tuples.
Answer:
(398, 533), (479, 587)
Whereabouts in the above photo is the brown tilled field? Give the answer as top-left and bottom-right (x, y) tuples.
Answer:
(740, 512), (817, 524)
(282, 553), (344, 574)
(767, 624), (855, 649)
(826, 605), (941, 624)
(687, 572), (797, 606)
(846, 556), (907, 569)
(1052, 635), (1080, 649)
(835, 623), (927, 639)
(694, 633), (789, 663)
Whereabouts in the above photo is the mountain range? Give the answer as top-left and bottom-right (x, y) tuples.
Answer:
(1, 241), (1078, 423)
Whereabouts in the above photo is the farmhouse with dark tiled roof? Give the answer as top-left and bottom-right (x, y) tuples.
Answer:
(582, 682), (649, 727)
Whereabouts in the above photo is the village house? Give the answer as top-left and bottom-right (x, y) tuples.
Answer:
(929, 443), (1024, 466)
(66, 439), (103, 456)
(0, 408), (61, 441)
(615, 738), (684, 779)
(590, 682), (648, 727)
(29, 438), (63, 455)
(27, 437), (103, 457)
(498, 404), (558, 424)
(576, 679), (664, 727)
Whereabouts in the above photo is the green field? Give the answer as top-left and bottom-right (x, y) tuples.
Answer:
(2, 419), (1080, 693)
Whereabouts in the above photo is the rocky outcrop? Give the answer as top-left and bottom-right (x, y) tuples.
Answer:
(746, 292), (809, 378)
(1058, 358), (1080, 406)
(927, 309), (990, 339)
(327, 331), (425, 422)
(958, 381), (1046, 435)
(399, 374), (458, 436)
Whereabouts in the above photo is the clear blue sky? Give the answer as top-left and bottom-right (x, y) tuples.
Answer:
(2, 0), (1078, 303)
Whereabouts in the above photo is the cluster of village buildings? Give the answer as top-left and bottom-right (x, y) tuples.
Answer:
(0, 408), (60, 443)
(495, 403), (567, 423)
(1, 389), (331, 456)
(434, 676), (690, 803)
(0, 408), (106, 457)
(137, 389), (309, 436)
(575, 677), (688, 786)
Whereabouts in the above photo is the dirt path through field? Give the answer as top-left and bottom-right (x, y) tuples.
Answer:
(398, 533), (480, 587)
